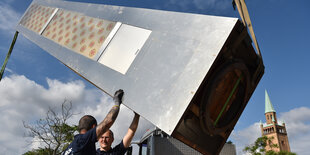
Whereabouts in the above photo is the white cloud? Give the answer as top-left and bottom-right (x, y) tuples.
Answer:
(0, 75), (86, 154)
(0, 74), (154, 154)
(231, 107), (310, 155)
(230, 123), (261, 155)
(278, 107), (310, 154)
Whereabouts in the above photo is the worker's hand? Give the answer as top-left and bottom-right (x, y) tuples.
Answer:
(134, 112), (140, 117)
(113, 89), (124, 106)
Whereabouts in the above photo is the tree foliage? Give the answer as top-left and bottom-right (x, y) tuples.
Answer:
(243, 136), (270, 155)
(23, 148), (54, 155)
(23, 100), (77, 155)
(266, 150), (297, 155)
(243, 136), (296, 155)
(227, 140), (233, 144)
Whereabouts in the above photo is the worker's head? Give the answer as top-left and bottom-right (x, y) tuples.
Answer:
(99, 129), (114, 151)
(78, 115), (97, 133)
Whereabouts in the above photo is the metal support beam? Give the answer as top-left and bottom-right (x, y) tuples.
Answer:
(0, 31), (19, 81)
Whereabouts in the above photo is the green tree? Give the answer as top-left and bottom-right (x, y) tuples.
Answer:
(23, 148), (54, 155)
(244, 136), (269, 155)
(266, 150), (297, 155)
(244, 136), (296, 155)
(23, 100), (77, 155)
(227, 140), (233, 144)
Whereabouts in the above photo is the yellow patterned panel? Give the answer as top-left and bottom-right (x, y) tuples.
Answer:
(19, 4), (56, 33)
(42, 9), (116, 59)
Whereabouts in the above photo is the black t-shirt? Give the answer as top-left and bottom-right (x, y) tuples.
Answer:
(96, 140), (128, 155)
(63, 127), (98, 155)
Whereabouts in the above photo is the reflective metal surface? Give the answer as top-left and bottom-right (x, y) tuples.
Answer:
(17, 0), (238, 135)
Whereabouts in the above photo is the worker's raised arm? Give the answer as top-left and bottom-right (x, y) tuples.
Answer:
(123, 113), (140, 148)
(96, 89), (123, 139)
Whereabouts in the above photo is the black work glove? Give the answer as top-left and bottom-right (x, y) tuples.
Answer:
(113, 89), (124, 106)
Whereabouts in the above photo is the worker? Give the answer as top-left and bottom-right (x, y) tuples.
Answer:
(63, 89), (124, 155)
(96, 112), (140, 155)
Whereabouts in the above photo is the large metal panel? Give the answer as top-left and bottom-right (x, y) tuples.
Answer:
(17, 0), (237, 135)
(17, 0), (264, 154)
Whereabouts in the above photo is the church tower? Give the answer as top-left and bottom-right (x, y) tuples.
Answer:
(260, 90), (291, 152)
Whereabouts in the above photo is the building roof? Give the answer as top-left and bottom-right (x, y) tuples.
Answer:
(265, 90), (276, 113)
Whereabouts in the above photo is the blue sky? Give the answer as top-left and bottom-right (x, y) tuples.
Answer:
(0, 0), (309, 154)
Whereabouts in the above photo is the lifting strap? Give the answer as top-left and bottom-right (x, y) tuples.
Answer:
(0, 31), (19, 81)
(233, 0), (263, 60)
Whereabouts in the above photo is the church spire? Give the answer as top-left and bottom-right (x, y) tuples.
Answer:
(261, 90), (291, 153)
(265, 90), (275, 113)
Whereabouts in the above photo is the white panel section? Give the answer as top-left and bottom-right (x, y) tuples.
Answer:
(98, 24), (151, 74)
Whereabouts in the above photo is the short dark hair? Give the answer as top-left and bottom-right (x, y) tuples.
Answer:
(78, 115), (97, 132)
(108, 129), (114, 139)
